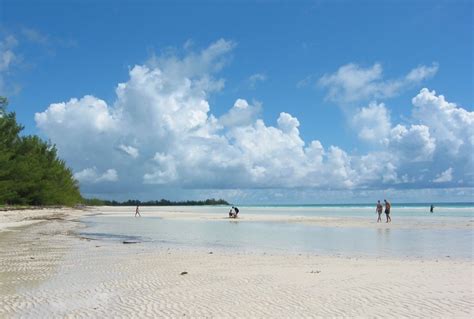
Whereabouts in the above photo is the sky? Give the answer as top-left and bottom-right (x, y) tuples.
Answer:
(0, 0), (473, 204)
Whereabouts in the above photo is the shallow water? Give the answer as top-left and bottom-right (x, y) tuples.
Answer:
(81, 214), (474, 259)
(130, 203), (474, 218)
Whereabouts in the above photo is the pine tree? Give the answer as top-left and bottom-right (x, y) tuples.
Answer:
(0, 97), (82, 206)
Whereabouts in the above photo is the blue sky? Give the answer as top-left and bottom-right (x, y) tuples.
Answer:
(1, 0), (473, 203)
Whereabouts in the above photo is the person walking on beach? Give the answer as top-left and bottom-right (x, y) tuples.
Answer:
(376, 200), (383, 222)
(384, 199), (391, 223)
(135, 205), (141, 217)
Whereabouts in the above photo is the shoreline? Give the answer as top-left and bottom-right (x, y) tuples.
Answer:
(0, 207), (473, 317)
(90, 206), (473, 230)
(1, 205), (472, 235)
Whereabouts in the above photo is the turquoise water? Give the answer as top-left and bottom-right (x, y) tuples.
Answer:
(133, 203), (474, 218)
(251, 202), (474, 208)
(81, 211), (474, 259)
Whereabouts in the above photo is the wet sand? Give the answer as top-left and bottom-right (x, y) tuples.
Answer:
(0, 207), (473, 318)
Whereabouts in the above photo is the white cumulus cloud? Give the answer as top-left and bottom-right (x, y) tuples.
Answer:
(74, 168), (118, 183)
(433, 168), (453, 183)
(412, 88), (474, 155)
(0, 35), (19, 94)
(0, 36), (18, 71)
(318, 62), (438, 104)
(352, 102), (391, 144)
(219, 99), (261, 127)
(34, 41), (472, 198)
(118, 144), (139, 158)
(247, 73), (267, 89)
(388, 124), (436, 162)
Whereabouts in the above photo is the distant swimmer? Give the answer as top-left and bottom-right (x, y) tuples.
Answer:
(384, 199), (391, 223)
(430, 205), (434, 213)
(135, 205), (141, 217)
(376, 200), (383, 222)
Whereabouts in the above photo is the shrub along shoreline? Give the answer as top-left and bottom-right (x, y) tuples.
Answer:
(82, 198), (229, 206)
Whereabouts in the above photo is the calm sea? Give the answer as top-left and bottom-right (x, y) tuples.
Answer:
(80, 203), (473, 259)
(123, 202), (474, 218)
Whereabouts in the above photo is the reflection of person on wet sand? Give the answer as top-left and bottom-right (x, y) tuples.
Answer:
(135, 205), (141, 217)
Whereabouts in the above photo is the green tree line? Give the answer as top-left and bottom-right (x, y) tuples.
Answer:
(0, 97), (82, 206)
(83, 198), (230, 206)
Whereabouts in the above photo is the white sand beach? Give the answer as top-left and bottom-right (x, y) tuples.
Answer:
(0, 207), (473, 318)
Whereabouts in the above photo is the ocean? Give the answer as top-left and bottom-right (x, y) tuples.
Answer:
(80, 203), (474, 259)
(124, 202), (474, 217)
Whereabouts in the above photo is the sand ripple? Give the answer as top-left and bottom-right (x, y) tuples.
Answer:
(0, 209), (473, 318)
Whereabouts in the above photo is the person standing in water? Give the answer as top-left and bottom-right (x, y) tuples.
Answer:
(430, 205), (434, 213)
(135, 205), (141, 217)
(376, 200), (383, 222)
(384, 199), (391, 223)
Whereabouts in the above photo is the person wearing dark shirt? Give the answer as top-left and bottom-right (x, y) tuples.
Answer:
(384, 200), (391, 223)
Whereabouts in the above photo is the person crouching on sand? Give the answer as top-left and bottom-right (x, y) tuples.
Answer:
(376, 200), (383, 222)
(384, 199), (391, 223)
(228, 206), (240, 218)
(233, 206), (239, 218)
